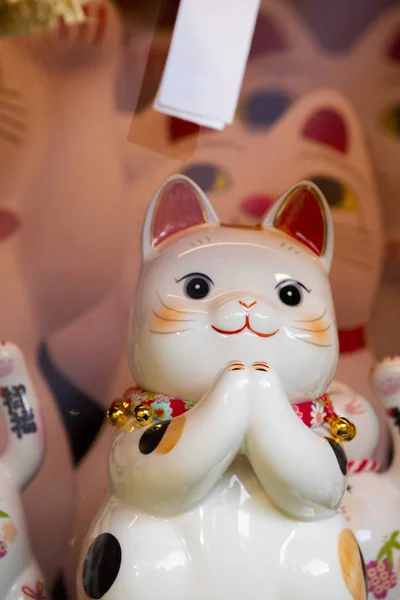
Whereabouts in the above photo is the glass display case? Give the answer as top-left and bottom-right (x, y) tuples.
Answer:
(0, 1), (399, 599)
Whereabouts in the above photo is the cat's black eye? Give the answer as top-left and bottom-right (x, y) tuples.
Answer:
(276, 281), (308, 307)
(177, 273), (213, 300)
(309, 176), (342, 207)
(308, 176), (358, 212)
(382, 104), (400, 137)
(179, 163), (230, 193)
(239, 90), (294, 129)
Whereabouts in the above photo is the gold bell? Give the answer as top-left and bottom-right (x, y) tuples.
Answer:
(133, 403), (153, 426)
(329, 416), (357, 443)
(0, 0), (86, 39)
(106, 404), (128, 428)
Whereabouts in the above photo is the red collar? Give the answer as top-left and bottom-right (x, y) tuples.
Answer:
(338, 326), (366, 354)
(108, 388), (382, 474)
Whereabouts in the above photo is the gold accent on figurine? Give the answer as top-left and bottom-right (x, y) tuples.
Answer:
(0, 0), (86, 38)
(134, 404), (153, 426)
(106, 404), (129, 428)
(328, 415), (357, 443)
(155, 415), (186, 455)
(221, 223), (264, 231)
(107, 399), (154, 430)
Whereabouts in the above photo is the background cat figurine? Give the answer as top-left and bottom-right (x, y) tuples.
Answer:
(78, 174), (367, 600)
(337, 356), (400, 599)
(233, 0), (400, 360)
(0, 342), (46, 600)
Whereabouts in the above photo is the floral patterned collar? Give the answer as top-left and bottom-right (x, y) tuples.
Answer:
(108, 387), (382, 475)
(111, 388), (336, 428)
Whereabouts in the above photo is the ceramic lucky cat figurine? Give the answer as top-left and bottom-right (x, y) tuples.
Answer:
(0, 342), (47, 600)
(77, 174), (368, 600)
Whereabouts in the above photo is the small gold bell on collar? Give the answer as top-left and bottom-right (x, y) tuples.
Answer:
(133, 403), (153, 426)
(329, 416), (357, 443)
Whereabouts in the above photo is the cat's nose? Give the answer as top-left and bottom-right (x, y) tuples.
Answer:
(240, 194), (275, 219)
(239, 300), (257, 309)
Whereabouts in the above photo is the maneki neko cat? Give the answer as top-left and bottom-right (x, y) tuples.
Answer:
(0, 342), (46, 600)
(77, 174), (369, 600)
(60, 89), (385, 592)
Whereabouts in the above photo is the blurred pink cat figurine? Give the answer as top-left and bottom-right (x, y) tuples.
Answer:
(78, 175), (368, 600)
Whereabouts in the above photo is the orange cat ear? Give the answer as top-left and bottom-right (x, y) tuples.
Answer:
(143, 175), (219, 260)
(262, 181), (334, 271)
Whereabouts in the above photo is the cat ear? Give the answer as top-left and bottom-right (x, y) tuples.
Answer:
(351, 6), (400, 65)
(262, 181), (334, 271)
(279, 89), (374, 169)
(142, 174), (219, 260)
(249, 0), (320, 61)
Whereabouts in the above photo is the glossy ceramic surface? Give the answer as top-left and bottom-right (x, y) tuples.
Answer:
(0, 342), (46, 600)
(78, 175), (368, 600)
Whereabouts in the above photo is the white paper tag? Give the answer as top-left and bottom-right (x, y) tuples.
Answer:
(154, 0), (260, 130)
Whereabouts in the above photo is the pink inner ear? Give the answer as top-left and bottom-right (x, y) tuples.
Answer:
(388, 30), (400, 62)
(152, 181), (206, 247)
(301, 108), (348, 153)
(274, 186), (325, 257)
(249, 12), (288, 60)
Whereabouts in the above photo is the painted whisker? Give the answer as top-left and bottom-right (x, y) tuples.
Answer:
(153, 310), (194, 323)
(292, 323), (332, 333)
(293, 308), (327, 323)
(291, 334), (333, 348)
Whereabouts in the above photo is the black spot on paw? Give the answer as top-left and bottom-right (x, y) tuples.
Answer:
(139, 421), (171, 455)
(82, 533), (121, 599)
(358, 543), (368, 598)
(326, 437), (348, 475)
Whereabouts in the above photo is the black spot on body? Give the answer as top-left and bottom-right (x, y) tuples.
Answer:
(358, 543), (368, 597)
(83, 534), (121, 599)
(139, 421), (171, 455)
(326, 437), (348, 475)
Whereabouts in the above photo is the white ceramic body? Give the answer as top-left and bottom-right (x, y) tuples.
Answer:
(82, 457), (356, 600)
(0, 342), (46, 600)
(78, 176), (368, 600)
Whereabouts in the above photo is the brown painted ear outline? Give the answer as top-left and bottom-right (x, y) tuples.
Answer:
(262, 181), (334, 271)
(142, 175), (219, 259)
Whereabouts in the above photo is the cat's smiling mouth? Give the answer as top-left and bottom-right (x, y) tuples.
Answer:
(211, 316), (279, 338)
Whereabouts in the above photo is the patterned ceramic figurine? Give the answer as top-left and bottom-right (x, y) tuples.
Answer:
(0, 342), (46, 600)
(338, 357), (400, 600)
(78, 175), (368, 600)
